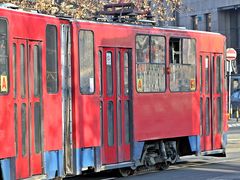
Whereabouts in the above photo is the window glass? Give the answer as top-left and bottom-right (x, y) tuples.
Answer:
(217, 97), (222, 133)
(108, 101), (114, 146)
(13, 44), (16, 98)
(0, 19), (9, 95)
(216, 56), (222, 94)
(170, 38), (196, 92)
(14, 104), (18, 155)
(124, 52), (129, 95)
(21, 44), (26, 98)
(117, 101), (122, 146)
(125, 101), (130, 144)
(34, 102), (42, 153)
(205, 56), (209, 94)
(200, 98), (203, 136)
(117, 51), (121, 96)
(79, 30), (94, 94)
(151, 36), (165, 64)
(136, 35), (166, 92)
(106, 52), (113, 96)
(46, 25), (58, 93)
(21, 103), (27, 156)
(136, 35), (149, 63)
(192, 15), (198, 30)
(34, 45), (40, 97)
(206, 98), (210, 135)
(99, 51), (102, 96)
(200, 56), (202, 93)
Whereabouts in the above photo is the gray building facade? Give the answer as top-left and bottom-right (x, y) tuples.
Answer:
(177, 0), (240, 68)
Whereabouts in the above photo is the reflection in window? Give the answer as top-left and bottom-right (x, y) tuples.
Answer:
(216, 56), (222, 94)
(79, 30), (94, 94)
(46, 25), (58, 93)
(136, 35), (166, 92)
(34, 45), (40, 97)
(99, 51), (103, 96)
(124, 52), (129, 95)
(125, 101), (130, 144)
(106, 52), (113, 96)
(13, 44), (16, 98)
(205, 13), (211, 32)
(170, 38), (196, 92)
(205, 56), (209, 94)
(21, 44), (26, 98)
(108, 101), (114, 146)
(34, 102), (42, 153)
(206, 98), (210, 135)
(217, 97), (222, 133)
(192, 15), (198, 30)
(0, 19), (9, 95)
(21, 103), (27, 156)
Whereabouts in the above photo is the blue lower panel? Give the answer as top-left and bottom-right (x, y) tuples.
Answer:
(188, 136), (200, 153)
(44, 150), (64, 179)
(133, 141), (144, 161)
(73, 148), (95, 175)
(222, 133), (227, 149)
(0, 158), (15, 180)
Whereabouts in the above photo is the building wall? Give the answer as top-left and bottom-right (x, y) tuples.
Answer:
(177, 0), (240, 68)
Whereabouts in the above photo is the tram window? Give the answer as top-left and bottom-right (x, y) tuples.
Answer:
(106, 52), (113, 96)
(125, 101), (130, 144)
(34, 45), (40, 97)
(21, 103), (27, 156)
(14, 104), (18, 155)
(136, 35), (166, 92)
(108, 101), (114, 146)
(200, 56), (203, 93)
(217, 97), (222, 133)
(0, 19), (9, 95)
(200, 98), (203, 136)
(169, 38), (196, 92)
(13, 44), (16, 98)
(34, 102), (42, 153)
(46, 25), (58, 94)
(20, 44), (26, 98)
(79, 30), (94, 94)
(99, 51), (103, 96)
(216, 56), (222, 94)
(136, 35), (149, 63)
(205, 56), (209, 94)
(124, 52), (129, 95)
(206, 98), (210, 135)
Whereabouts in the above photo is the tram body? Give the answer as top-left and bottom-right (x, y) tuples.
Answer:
(0, 6), (228, 179)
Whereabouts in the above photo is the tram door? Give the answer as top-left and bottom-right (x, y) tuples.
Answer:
(100, 48), (132, 164)
(200, 52), (223, 151)
(13, 39), (43, 179)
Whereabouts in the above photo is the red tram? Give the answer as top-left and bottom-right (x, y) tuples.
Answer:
(0, 4), (228, 180)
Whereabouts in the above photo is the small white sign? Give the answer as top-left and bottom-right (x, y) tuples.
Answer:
(89, 77), (94, 93)
(106, 53), (112, 66)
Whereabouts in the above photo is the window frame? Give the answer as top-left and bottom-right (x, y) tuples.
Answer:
(0, 18), (9, 96)
(78, 29), (95, 95)
(135, 34), (167, 93)
(169, 37), (197, 93)
(46, 24), (59, 94)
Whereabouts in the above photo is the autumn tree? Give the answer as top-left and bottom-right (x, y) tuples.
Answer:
(0, 0), (183, 24)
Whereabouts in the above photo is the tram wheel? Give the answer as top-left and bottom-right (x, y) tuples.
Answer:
(118, 168), (134, 177)
(156, 162), (170, 170)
